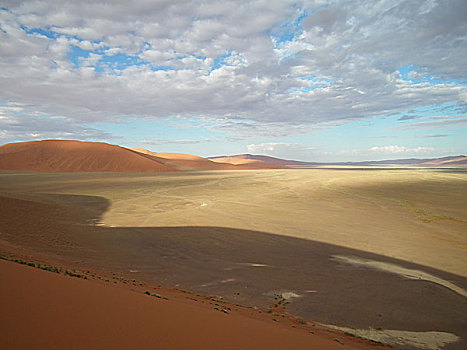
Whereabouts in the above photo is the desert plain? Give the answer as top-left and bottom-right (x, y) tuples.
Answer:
(1, 167), (466, 349)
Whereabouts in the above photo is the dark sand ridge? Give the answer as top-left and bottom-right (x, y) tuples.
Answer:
(0, 193), (465, 349)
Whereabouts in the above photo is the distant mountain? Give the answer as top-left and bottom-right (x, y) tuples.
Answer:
(0, 140), (177, 172)
(325, 155), (467, 167)
(209, 154), (467, 168)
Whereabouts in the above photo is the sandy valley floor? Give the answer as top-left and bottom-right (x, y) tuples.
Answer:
(2, 168), (465, 275)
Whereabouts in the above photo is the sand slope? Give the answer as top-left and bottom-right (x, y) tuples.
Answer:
(0, 140), (177, 172)
(0, 259), (370, 350)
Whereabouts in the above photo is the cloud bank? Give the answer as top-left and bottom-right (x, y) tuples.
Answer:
(0, 0), (466, 151)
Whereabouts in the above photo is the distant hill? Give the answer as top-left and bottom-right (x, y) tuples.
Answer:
(0, 140), (177, 172)
(209, 154), (467, 168)
(321, 155), (467, 167)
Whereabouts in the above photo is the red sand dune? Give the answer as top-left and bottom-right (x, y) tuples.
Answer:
(0, 259), (371, 350)
(0, 140), (177, 172)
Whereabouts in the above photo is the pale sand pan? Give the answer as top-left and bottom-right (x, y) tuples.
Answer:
(331, 255), (467, 298)
(324, 324), (459, 350)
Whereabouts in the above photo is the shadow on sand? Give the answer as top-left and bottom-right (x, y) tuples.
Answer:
(1, 193), (466, 349)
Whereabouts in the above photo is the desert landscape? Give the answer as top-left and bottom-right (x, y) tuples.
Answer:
(1, 140), (466, 350)
(2, 1), (466, 349)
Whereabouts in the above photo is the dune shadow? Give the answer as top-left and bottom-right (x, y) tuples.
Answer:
(1, 192), (466, 346)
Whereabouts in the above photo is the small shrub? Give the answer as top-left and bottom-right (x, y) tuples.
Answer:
(65, 270), (83, 278)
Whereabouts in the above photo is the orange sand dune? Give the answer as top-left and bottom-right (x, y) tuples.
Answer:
(0, 259), (371, 350)
(131, 148), (287, 170)
(0, 140), (177, 172)
(132, 149), (207, 161)
(209, 155), (289, 169)
(210, 156), (261, 165)
(131, 148), (241, 170)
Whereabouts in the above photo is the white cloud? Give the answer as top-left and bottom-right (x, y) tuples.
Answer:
(141, 139), (213, 145)
(79, 53), (102, 67)
(246, 142), (316, 159)
(394, 116), (467, 130)
(247, 142), (314, 153)
(369, 145), (434, 154)
(0, 0), (465, 141)
(322, 144), (440, 162)
(0, 105), (115, 144)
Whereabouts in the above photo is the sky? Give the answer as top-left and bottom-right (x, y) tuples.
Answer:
(0, 0), (466, 162)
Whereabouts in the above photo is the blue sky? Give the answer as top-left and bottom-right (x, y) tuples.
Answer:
(0, 0), (466, 161)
